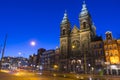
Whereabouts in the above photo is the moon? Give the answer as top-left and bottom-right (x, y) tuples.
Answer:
(30, 41), (36, 46)
(18, 52), (22, 55)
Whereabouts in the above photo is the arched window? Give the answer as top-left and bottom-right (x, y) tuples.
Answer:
(72, 40), (80, 49)
(83, 22), (86, 29)
(63, 29), (66, 35)
(71, 60), (76, 65)
(77, 60), (81, 64)
(61, 46), (64, 53)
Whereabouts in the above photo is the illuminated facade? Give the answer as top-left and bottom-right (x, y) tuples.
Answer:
(59, 2), (105, 73)
(104, 31), (120, 75)
(104, 31), (120, 64)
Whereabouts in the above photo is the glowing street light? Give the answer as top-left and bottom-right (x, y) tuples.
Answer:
(54, 65), (58, 69)
(72, 45), (75, 49)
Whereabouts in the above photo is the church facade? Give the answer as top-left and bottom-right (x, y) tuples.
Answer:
(59, 2), (105, 73)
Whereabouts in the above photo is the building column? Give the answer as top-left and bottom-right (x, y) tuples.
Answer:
(106, 65), (109, 75)
(110, 69), (112, 75)
(106, 69), (109, 75)
(116, 69), (118, 75)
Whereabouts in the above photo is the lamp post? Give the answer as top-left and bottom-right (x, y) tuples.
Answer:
(71, 45), (75, 57)
(91, 67), (94, 74)
(53, 64), (58, 77)
(54, 65), (58, 71)
(72, 45), (75, 72)
(18, 52), (22, 69)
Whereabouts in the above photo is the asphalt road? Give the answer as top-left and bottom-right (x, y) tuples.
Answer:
(0, 70), (120, 80)
(0, 70), (74, 80)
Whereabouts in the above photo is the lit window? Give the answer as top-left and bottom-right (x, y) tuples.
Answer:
(109, 46), (112, 49)
(114, 46), (117, 49)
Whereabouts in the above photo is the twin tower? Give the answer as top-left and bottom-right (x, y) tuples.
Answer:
(59, 1), (97, 72)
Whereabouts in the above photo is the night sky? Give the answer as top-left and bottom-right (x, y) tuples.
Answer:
(0, 0), (120, 58)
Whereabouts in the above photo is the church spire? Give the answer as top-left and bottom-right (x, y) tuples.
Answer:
(82, 1), (87, 11)
(60, 10), (70, 36)
(61, 10), (69, 24)
(79, 1), (95, 35)
(79, 1), (89, 17)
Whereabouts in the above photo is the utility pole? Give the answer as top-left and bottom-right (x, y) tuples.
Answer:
(0, 34), (7, 70)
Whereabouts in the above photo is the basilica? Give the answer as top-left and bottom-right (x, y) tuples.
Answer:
(59, 1), (120, 74)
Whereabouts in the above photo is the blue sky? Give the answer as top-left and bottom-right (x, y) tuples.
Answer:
(0, 0), (120, 58)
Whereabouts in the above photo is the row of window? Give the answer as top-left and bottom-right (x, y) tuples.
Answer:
(104, 45), (117, 50)
(61, 22), (87, 35)
(92, 50), (103, 56)
(91, 43), (103, 49)
(105, 52), (118, 56)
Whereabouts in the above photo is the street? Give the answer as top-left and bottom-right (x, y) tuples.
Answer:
(0, 70), (120, 80)
(0, 70), (74, 80)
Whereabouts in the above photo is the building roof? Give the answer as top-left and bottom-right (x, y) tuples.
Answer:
(91, 36), (103, 42)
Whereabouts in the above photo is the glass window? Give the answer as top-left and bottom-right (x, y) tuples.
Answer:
(99, 43), (102, 48)
(109, 46), (112, 49)
(63, 29), (66, 35)
(100, 51), (103, 55)
(83, 22), (86, 29)
(114, 46), (117, 49)
(94, 44), (96, 48)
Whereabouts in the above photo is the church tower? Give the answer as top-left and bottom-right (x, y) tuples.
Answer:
(105, 31), (113, 40)
(79, 1), (96, 50)
(79, 1), (97, 73)
(60, 11), (70, 37)
(79, 1), (92, 30)
(59, 1), (98, 73)
(60, 11), (71, 71)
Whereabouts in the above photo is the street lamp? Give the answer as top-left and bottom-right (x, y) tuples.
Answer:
(18, 52), (22, 69)
(72, 45), (75, 49)
(71, 45), (75, 72)
(53, 65), (58, 77)
(91, 67), (94, 74)
(54, 65), (58, 71)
